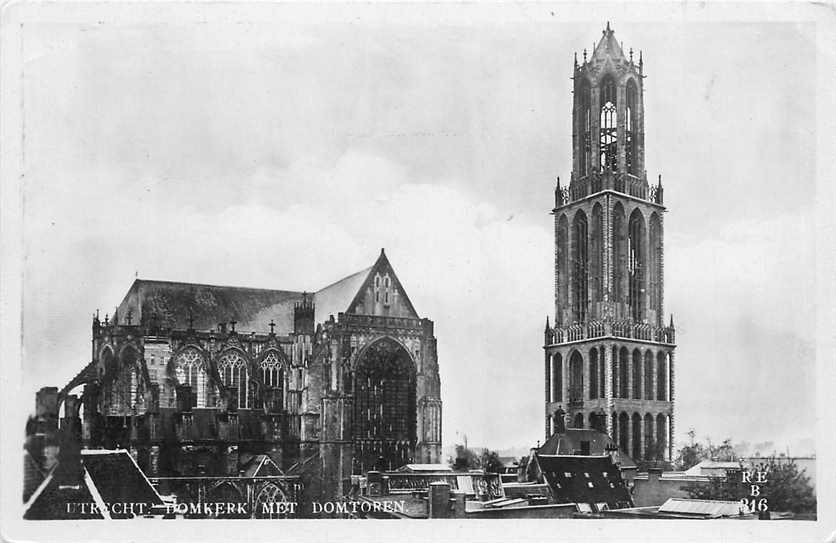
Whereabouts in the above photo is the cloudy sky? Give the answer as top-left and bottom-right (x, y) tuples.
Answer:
(18, 11), (817, 455)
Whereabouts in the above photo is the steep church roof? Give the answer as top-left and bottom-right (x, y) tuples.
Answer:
(117, 280), (305, 334)
(590, 22), (627, 63)
(114, 250), (420, 335)
(313, 267), (372, 323)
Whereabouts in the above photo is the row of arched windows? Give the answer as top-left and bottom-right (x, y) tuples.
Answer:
(556, 204), (663, 325)
(548, 347), (670, 403)
(170, 346), (288, 410)
(575, 76), (640, 177)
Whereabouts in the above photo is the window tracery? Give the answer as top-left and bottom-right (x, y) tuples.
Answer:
(174, 347), (209, 408)
(218, 351), (249, 409)
(599, 78), (618, 172)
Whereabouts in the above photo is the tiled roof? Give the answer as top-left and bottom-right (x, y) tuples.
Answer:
(118, 279), (305, 334)
(537, 454), (633, 510)
(313, 267), (371, 324)
(24, 449), (164, 519)
(538, 429), (636, 470)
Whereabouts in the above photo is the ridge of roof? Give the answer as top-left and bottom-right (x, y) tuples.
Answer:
(132, 278), (304, 295)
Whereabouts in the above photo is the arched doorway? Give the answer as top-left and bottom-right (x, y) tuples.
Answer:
(353, 338), (417, 474)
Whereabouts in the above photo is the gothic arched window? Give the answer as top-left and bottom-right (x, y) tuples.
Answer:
(657, 351), (667, 401)
(599, 77), (618, 172)
(612, 203), (626, 304)
(589, 348), (599, 399)
(628, 210), (646, 322)
(572, 211), (589, 322)
(649, 213), (663, 321)
(569, 351), (584, 402)
(174, 347), (209, 408)
(579, 79), (592, 176)
(218, 351), (249, 409)
(632, 349), (642, 400)
(626, 79), (638, 175)
(557, 214), (569, 325)
(552, 353), (563, 402)
(590, 203), (604, 307)
(644, 350), (654, 400)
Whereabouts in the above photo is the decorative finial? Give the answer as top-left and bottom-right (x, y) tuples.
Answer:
(669, 314), (675, 328)
(583, 48), (587, 63)
(574, 51), (578, 68)
(104, 313), (109, 324)
(380, 247), (385, 256)
(113, 308), (118, 325)
(269, 320), (276, 334)
(629, 48), (633, 63)
(658, 174), (662, 187)
(606, 21), (611, 33)
(545, 316), (551, 332)
(230, 320), (237, 333)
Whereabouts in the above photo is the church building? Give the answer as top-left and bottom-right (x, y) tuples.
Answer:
(544, 24), (676, 463)
(30, 249), (442, 503)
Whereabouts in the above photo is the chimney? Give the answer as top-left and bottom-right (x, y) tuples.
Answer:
(428, 482), (451, 519)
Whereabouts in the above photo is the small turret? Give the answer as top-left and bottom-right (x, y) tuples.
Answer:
(294, 292), (315, 336)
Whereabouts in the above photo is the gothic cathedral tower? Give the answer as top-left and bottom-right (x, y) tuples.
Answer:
(544, 24), (676, 463)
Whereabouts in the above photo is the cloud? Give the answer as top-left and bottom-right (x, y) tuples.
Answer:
(18, 20), (818, 453)
(23, 148), (553, 449)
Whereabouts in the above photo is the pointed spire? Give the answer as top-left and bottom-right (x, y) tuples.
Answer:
(669, 314), (675, 328)
(605, 21), (611, 33)
(574, 51), (578, 68)
(545, 316), (551, 332)
(658, 174), (663, 187)
(380, 247), (386, 256)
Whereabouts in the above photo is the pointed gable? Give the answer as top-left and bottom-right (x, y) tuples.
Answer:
(345, 249), (419, 319)
(591, 22), (627, 64)
(313, 249), (419, 322)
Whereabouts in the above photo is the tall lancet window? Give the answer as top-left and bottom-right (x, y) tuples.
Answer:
(599, 77), (618, 172)
(628, 210), (646, 322)
(219, 351), (249, 409)
(626, 80), (638, 175)
(579, 80), (592, 177)
(572, 211), (589, 322)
